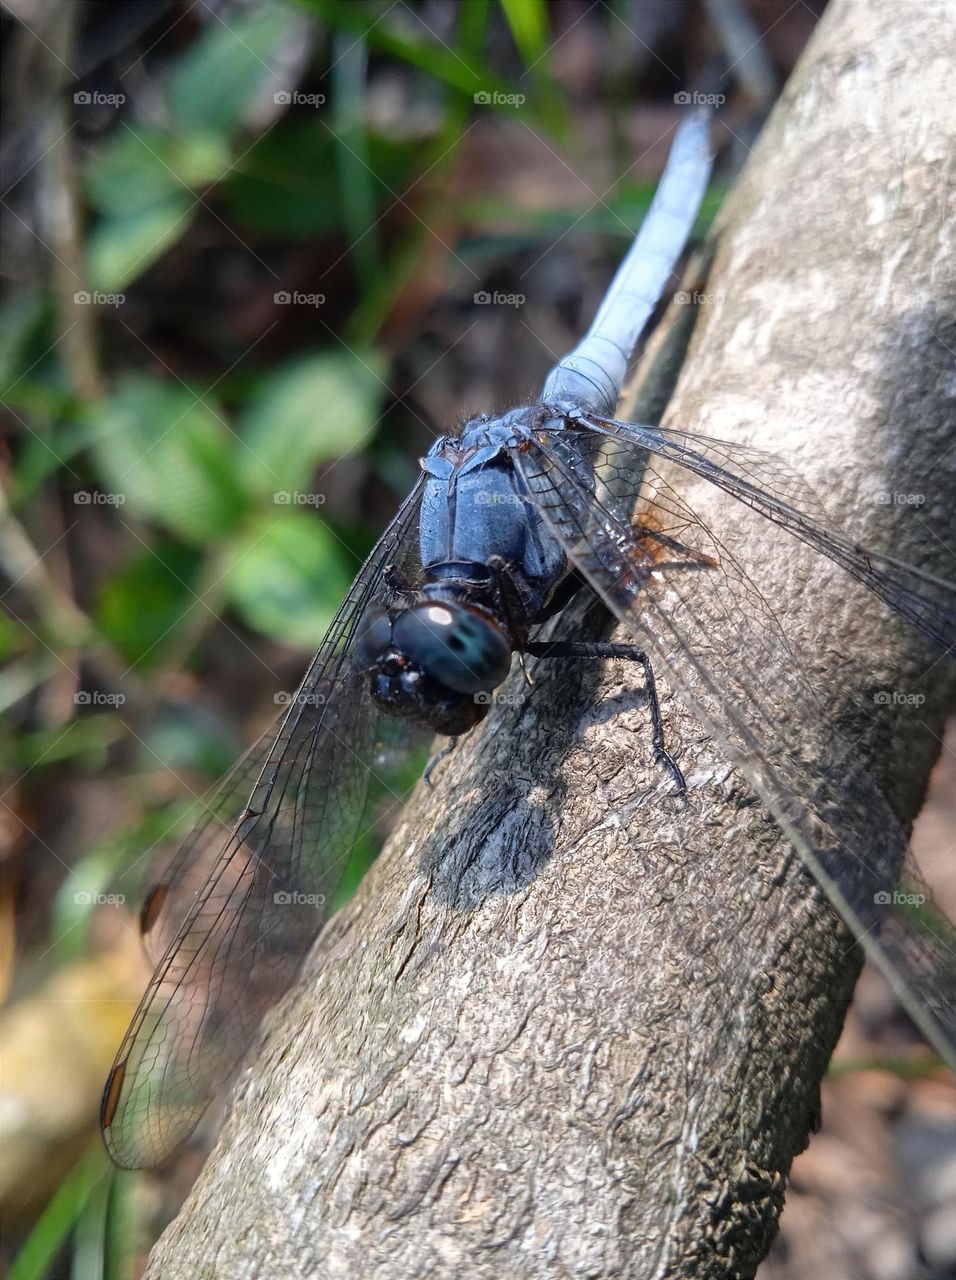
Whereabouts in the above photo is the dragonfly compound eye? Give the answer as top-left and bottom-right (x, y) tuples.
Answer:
(354, 609), (394, 667)
(392, 604), (512, 694)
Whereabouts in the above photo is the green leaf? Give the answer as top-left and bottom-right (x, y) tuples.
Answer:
(90, 375), (247, 543)
(11, 412), (109, 503)
(167, 3), (307, 135)
(85, 127), (232, 212)
(0, 289), (49, 391)
(0, 611), (27, 663)
(0, 718), (122, 773)
(95, 543), (201, 668)
(222, 510), (353, 647)
(86, 194), (196, 291)
(224, 169), (341, 237)
(238, 351), (384, 499)
(499, 0), (548, 66)
(222, 120), (340, 236)
(306, 0), (516, 102)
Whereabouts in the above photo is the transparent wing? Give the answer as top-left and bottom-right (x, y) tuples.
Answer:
(581, 412), (956, 654)
(101, 477), (428, 1168)
(514, 424), (956, 1068)
(135, 726), (289, 971)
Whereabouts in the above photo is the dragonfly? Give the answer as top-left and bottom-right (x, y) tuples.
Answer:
(101, 112), (956, 1169)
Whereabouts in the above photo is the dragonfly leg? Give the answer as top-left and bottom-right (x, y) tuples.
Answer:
(522, 640), (686, 794)
(424, 736), (459, 786)
(533, 566), (585, 623)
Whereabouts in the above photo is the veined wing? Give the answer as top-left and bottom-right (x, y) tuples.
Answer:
(514, 425), (956, 1069)
(580, 411), (956, 654)
(101, 476), (427, 1169)
(135, 723), (293, 971)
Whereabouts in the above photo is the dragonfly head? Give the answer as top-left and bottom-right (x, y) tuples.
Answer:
(356, 602), (513, 736)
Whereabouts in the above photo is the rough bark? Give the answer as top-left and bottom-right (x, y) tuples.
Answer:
(147, 2), (956, 1276)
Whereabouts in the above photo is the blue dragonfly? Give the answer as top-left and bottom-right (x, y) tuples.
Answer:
(101, 113), (956, 1168)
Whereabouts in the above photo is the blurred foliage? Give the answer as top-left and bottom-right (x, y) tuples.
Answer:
(0, 0), (736, 1273)
(7, 1149), (111, 1280)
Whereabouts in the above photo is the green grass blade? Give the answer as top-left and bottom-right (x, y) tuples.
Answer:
(331, 34), (382, 289)
(499, 0), (548, 66)
(9, 1148), (107, 1280)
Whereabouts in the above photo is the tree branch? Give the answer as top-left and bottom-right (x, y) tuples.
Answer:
(146, 1), (956, 1275)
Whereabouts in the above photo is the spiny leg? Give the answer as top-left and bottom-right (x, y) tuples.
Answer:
(424, 736), (459, 787)
(522, 640), (686, 794)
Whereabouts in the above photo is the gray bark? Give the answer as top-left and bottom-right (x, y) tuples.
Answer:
(147, 1), (956, 1276)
